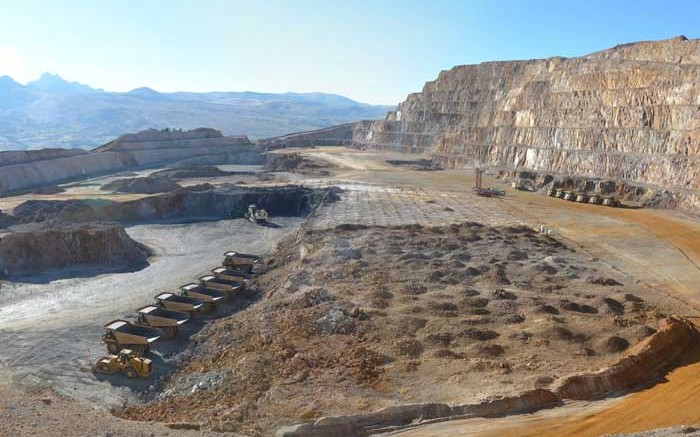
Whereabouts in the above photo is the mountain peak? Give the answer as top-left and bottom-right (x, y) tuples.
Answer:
(127, 86), (162, 99)
(28, 72), (101, 94)
(0, 75), (21, 87)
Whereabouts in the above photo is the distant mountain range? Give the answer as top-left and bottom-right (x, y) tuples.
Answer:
(0, 72), (393, 150)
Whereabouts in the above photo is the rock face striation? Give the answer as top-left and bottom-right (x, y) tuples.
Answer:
(0, 128), (259, 195)
(353, 36), (700, 206)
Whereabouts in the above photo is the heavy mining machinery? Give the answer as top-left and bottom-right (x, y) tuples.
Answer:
(92, 348), (152, 378)
(244, 204), (268, 224)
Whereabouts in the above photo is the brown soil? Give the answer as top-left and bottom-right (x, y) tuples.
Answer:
(118, 221), (661, 435)
(479, 347), (700, 437)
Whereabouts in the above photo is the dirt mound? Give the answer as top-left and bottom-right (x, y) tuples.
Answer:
(151, 165), (250, 180)
(385, 159), (442, 171)
(101, 175), (182, 194)
(263, 153), (325, 174)
(0, 222), (151, 278)
(554, 316), (699, 400)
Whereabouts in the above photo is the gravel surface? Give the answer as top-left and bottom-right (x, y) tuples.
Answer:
(0, 217), (303, 406)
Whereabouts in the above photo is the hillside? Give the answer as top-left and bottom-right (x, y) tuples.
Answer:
(0, 73), (393, 150)
(352, 36), (700, 207)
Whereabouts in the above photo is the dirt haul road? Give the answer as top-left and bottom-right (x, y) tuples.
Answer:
(0, 217), (302, 406)
(278, 148), (700, 437)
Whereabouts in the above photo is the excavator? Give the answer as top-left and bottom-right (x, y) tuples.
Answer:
(92, 348), (152, 378)
(244, 204), (268, 224)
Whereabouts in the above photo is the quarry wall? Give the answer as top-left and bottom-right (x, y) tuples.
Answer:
(0, 130), (260, 195)
(353, 36), (700, 198)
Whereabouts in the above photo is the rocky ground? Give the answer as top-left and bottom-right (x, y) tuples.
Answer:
(0, 384), (243, 437)
(119, 221), (664, 436)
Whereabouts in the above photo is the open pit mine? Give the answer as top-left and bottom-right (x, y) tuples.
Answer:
(353, 35), (700, 211)
(6, 36), (700, 437)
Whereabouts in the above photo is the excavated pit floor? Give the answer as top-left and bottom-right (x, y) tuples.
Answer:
(0, 217), (303, 406)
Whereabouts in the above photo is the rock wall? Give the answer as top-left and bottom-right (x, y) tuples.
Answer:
(277, 316), (699, 437)
(0, 129), (261, 195)
(0, 222), (150, 278)
(257, 123), (357, 149)
(353, 36), (700, 197)
(11, 184), (329, 224)
(0, 151), (136, 193)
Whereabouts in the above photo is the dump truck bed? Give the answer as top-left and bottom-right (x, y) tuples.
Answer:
(180, 283), (226, 303)
(104, 320), (161, 344)
(224, 251), (260, 261)
(155, 292), (204, 312)
(137, 305), (190, 327)
(211, 267), (252, 283)
(200, 275), (242, 294)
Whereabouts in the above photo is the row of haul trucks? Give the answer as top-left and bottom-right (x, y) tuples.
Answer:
(92, 251), (260, 378)
(547, 188), (621, 207)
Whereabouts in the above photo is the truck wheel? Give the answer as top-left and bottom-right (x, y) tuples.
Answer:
(202, 302), (213, 313)
(107, 343), (120, 354)
(124, 368), (137, 378)
(132, 345), (146, 356)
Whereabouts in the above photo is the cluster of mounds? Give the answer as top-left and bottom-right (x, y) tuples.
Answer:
(0, 222), (150, 278)
(119, 222), (664, 436)
(101, 175), (182, 194)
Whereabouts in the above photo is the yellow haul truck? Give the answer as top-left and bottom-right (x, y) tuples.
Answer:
(222, 251), (260, 273)
(102, 320), (160, 355)
(154, 292), (204, 314)
(211, 267), (252, 288)
(199, 275), (243, 296)
(136, 305), (190, 339)
(180, 283), (227, 311)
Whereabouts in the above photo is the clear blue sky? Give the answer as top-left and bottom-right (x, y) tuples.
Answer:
(1, 0), (698, 104)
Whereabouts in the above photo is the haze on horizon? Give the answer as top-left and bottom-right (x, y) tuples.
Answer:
(1, 0), (699, 105)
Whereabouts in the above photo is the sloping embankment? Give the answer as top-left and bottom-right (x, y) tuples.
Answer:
(277, 317), (699, 437)
(0, 222), (150, 278)
(256, 123), (357, 149)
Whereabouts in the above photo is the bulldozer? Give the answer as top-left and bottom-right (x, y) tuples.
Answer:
(92, 348), (152, 378)
(244, 204), (268, 224)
